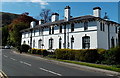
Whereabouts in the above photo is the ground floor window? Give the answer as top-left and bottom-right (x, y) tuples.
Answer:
(49, 38), (53, 49)
(23, 41), (26, 44)
(38, 39), (42, 49)
(71, 35), (74, 49)
(116, 38), (118, 46)
(59, 37), (62, 49)
(111, 37), (114, 48)
(33, 40), (35, 48)
(82, 35), (90, 49)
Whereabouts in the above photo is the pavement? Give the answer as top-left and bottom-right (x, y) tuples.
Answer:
(2, 49), (120, 77)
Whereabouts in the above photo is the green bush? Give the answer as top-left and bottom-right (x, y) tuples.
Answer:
(36, 49), (42, 54)
(55, 49), (99, 63)
(97, 49), (107, 64)
(75, 49), (99, 63)
(31, 49), (36, 54)
(55, 49), (77, 60)
(20, 44), (31, 52)
(103, 47), (120, 65)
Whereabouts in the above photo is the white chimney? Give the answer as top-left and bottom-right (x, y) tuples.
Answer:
(30, 21), (36, 28)
(51, 13), (59, 22)
(93, 7), (101, 17)
(64, 6), (70, 21)
(39, 19), (44, 25)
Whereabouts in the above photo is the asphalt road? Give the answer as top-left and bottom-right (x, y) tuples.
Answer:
(2, 49), (116, 77)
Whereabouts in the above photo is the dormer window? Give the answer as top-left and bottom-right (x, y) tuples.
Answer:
(84, 22), (88, 30)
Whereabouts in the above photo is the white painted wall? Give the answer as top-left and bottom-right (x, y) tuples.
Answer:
(21, 20), (119, 50)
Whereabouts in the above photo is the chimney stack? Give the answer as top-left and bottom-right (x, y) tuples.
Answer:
(93, 7), (101, 17)
(39, 19), (44, 25)
(64, 6), (70, 21)
(51, 13), (59, 22)
(30, 21), (36, 28)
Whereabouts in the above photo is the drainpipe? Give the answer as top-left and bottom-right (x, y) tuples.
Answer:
(30, 29), (33, 48)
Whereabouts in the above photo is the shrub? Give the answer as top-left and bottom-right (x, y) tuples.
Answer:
(31, 48), (36, 54)
(97, 48), (107, 54)
(75, 49), (99, 63)
(20, 44), (31, 52)
(97, 49), (107, 64)
(55, 49), (77, 60)
(103, 47), (120, 65)
(55, 49), (99, 63)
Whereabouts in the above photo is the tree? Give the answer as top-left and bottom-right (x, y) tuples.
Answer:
(9, 22), (29, 47)
(2, 26), (9, 46)
(118, 28), (120, 47)
(8, 13), (37, 47)
(40, 9), (52, 23)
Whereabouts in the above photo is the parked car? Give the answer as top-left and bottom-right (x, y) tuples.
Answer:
(4, 45), (10, 49)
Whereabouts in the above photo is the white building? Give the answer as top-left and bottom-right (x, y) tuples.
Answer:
(21, 6), (120, 50)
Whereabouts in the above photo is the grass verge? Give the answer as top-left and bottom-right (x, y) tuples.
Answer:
(45, 57), (120, 73)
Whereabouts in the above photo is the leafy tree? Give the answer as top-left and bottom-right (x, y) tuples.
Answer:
(2, 26), (9, 46)
(9, 22), (29, 47)
(8, 13), (37, 47)
(118, 28), (120, 46)
(40, 9), (52, 23)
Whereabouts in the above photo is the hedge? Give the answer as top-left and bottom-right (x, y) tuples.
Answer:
(28, 48), (48, 56)
(102, 47), (120, 65)
(55, 49), (99, 63)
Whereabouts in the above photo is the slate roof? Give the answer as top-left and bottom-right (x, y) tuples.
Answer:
(20, 15), (120, 32)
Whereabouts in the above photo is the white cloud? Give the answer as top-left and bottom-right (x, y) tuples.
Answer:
(2, 0), (49, 8)
(30, 0), (49, 8)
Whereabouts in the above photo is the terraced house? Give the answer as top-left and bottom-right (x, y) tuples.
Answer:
(21, 6), (120, 50)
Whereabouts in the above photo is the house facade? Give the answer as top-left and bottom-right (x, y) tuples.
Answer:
(21, 6), (120, 50)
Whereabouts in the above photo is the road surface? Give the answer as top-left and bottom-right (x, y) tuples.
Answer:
(2, 49), (117, 77)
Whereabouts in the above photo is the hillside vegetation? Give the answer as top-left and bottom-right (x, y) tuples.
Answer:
(1, 12), (37, 46)
(0, 12), (20, 27)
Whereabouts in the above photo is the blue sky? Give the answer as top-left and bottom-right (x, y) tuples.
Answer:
(1, 2), (119, 23)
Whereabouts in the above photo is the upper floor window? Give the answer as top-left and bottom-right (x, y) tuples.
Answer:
(103, 23), (105, 31)
(100, 22), (105, 31)
(60, 26), (62, 33)
(52, 26), (54, 34)
(82, 35), (90, 49)
(71, 23), (74, 32)
(84, 22), (88, 30)
(39, 29), (41, 36)
(49, 27), (51, 34)
(34, 30), (35, 36)
(100, 22), (102, 31)
(115, 27), (117, 33)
